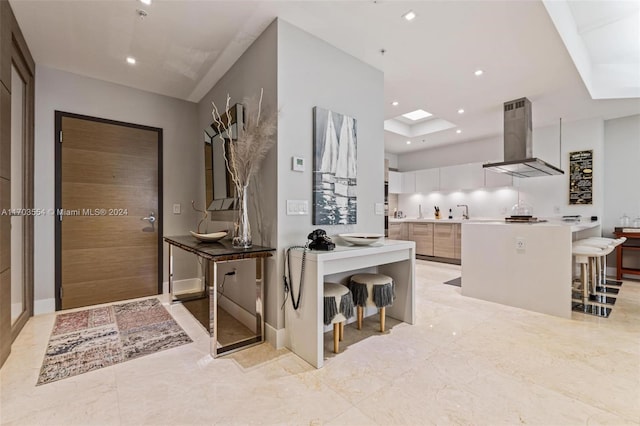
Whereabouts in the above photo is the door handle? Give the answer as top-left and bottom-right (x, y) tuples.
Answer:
(141, 212), (156, 224)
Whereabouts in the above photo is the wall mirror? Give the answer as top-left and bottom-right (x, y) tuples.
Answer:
(204, 103), (243, 211)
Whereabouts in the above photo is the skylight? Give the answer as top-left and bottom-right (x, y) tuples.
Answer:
(402, 109), (432, 121)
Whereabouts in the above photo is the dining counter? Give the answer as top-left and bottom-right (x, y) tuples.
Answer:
(461, 220), (600, 318)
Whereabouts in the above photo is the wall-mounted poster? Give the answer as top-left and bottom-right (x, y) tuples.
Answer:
(312, 107), (357, 225)
(569, 150), (593, 205)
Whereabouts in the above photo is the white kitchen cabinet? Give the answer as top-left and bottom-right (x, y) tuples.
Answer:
(484, 169), (513, 188)
(402, 171), (416, 193)
(388, 171), (402, 193)
(439, 163), (484, 191)
(415, 168), (440, 193)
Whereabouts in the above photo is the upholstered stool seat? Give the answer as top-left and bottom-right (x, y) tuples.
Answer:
(349, 273), (395, 332)
(323, 282), (354, 353)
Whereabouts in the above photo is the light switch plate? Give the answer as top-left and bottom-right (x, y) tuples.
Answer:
(173, 203), (181, 214)
(287, 200), (309, 215)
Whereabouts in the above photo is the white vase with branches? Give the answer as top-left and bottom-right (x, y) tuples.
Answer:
(211, 89), (276, 248)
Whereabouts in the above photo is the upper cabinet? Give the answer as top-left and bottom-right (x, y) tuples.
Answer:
(388, 162), (512, 194)
(388, 171), (402, 193)
(402, 171), (416, 193)
(415, 169), (439, 193)
(439, 163), (485, 191)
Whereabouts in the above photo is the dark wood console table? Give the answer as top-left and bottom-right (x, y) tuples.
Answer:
(614, 228), (640, 280)
(164, 236), (275, 357)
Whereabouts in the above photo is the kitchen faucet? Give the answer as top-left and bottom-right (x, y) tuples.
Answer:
(457, 204), (469, 220)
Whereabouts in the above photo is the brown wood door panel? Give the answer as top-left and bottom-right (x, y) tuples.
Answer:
(62, 148), (157, 188)
(57, 112), (162, 310)
(62, 274), (157, 310)
(61, 183), (157, 216)
(61, 217), (157, 250)
(62, 247), (157, 284)
(62, 117), (158, 156)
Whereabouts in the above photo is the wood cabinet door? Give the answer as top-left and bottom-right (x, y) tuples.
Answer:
(410, 223), (433, 256)
(434, 223), (455, 258)
(389, 223), (407, 240)
(454, 224), (462, 260)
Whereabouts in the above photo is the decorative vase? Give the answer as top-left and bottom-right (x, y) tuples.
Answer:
(233, 184), (252, 248)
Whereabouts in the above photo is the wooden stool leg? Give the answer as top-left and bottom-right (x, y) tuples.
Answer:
(380, 306), (386, 332)
(357, 306), (363, 330)
(333, 323), (340, 353)
(339, 322), (344, 341)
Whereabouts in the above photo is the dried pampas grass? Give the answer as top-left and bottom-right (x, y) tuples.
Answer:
(211, 89), (276, 191)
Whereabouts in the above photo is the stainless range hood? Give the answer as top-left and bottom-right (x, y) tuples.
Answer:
(483, 97), (564, 178)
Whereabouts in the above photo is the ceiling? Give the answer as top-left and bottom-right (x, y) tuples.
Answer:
(9, 0), (640, 155)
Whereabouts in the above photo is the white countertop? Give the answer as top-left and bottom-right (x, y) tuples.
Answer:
(461, 219), (600, 233)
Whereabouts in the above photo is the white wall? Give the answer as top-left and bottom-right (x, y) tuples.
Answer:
(604, 114), (640, 272)
(398, 135), (502, 171)
(395, 117), (605, 221)
(277, 20), (384, 327)
(34, 66), (200, 313)
(385, 152), (398, 170)
(603, 114), (640, 235)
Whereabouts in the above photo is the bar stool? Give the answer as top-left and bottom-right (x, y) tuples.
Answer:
(577, 237), (626, 288)
(323, 282), (354, 353)
(572, 244), (605, 301)
(349, 273), (395, 332)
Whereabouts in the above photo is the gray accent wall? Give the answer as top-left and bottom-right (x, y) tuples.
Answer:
(34, 66), (200, 312)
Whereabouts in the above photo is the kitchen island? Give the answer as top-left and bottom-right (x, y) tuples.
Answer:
(461, 220), (600, 318)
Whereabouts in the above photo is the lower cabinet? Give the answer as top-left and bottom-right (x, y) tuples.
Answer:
(433, 223), (455, 258)
(405, 221), (462, 262)
(409, 223), (433, 256)
(388, 222), (408, 240)
(453, 223), (461, 260)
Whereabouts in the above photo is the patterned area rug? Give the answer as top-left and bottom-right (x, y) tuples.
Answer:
(37, 298), (192, 385)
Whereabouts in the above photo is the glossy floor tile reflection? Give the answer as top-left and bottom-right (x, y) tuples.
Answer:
(1, 260), (639, 425)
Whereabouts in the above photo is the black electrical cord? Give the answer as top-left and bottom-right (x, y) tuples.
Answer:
(282, 245), (308, 311)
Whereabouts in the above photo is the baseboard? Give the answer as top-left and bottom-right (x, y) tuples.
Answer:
(265, 323), (287, 349)
(34, 298), (55, 315)
(163, 278), (202, 295)
(217, 295), (256, 332)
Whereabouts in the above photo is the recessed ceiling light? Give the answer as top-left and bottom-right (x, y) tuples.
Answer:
(402, 109), (432, 121)
(474, 69), (484, 76)
(126, 56), (136, 65)
(402, 10), (416, 21)
(456, 129), (462, 134)
(406, 140), (411, 145)
(391, 101), (399, 106)
(139, 0), (152, 5)
(457, 108), (465, 114)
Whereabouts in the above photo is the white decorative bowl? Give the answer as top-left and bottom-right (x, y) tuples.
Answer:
(338, 233), (384, 246)
(189, 231), (227, 242)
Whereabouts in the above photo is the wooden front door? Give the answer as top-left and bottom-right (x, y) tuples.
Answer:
(55, 112), (162, 310)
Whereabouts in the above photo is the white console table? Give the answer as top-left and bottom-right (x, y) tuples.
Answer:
(285, 240), (415, 368)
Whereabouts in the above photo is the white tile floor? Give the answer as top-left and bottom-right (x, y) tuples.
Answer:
(1, 260), (639, 425)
